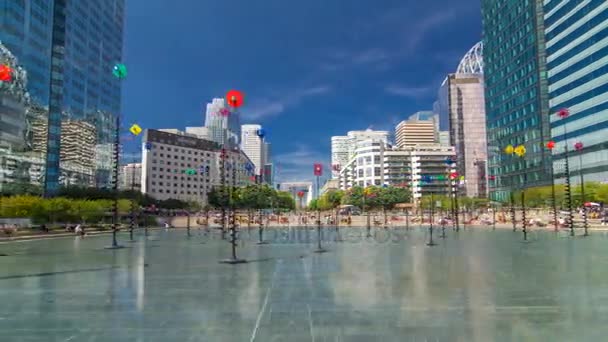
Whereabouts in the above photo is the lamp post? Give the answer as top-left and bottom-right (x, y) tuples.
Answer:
(504, 145), (517, 232)
(427, 191), (437, 246)
(513, 145), (528, 241)
(313, 163), (326, 253)
(574, 141), (589, 236)
(128, 159), (139, 242)
(106, 114), (123, 249)
(557, 108), (575, 236)
(546, 140), (559, 232)
(445, 157), (459, 231)
(363, 186), (372, 237)
(219, 148), (228, 240)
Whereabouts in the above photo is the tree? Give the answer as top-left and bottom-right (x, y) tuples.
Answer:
(0, 195), (42, 218)
(341, 186), (364, 209)
(375, 187), (411, 224)
(275, 191), (295, 211)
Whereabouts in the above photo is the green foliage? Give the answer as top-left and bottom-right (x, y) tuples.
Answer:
(0, 182), (43, 196)
(275, 191), (295, 210)
(0, 195), (42, 218)
(308, 199), (319, 211)
(317, 190), (344, 210)
(58, 186), (183, 209)
(506, 182), (608, 208)
(340, 186), (410, 211)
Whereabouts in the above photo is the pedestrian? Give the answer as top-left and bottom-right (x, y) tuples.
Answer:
(164, 222), (170, 231)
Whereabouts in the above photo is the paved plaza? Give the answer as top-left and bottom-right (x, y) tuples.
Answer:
(1, 227), (608, 341)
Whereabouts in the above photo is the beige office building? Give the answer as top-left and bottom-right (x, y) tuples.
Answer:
(395, 119), (437, 148)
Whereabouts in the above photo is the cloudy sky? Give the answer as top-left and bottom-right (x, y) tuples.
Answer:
(121, 0), (482, 183)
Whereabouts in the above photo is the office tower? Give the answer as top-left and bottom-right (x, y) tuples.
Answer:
(395, 117), (437, 148)
(446, 74), (488, 197)
(60, 120), (96, 170)
(0, 42), (29, 152)
(141, 129), (254, 205)
(545, 1), (608, 183)
(331, 136), (350, 178)
(1, 0), (125, 195)
(409, 111), (439, 134)
(438, 131), (450, 147)
(482, 0), (552, 201)
(120, 163), (142, 190)
(441, 42), (488, 198)
(205, 98), (240, 147)
(240, 124), (264, 175)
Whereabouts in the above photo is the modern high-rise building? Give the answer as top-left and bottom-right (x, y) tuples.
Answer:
(331, 129), (390, 178)
(120, 163), (142, 190)
(0, 42), (29, 152)
(205, 98), (240, 147)
(395, 117), (437, 148)
(331, 136), (350, 178)
(482, 0), (552, 201)
(1, 0), (125, 195)
(442, 42), (488, 198)
(60, 120), (96, 171)
(240, 124), (264, 176)
(545, 1), (608, 184)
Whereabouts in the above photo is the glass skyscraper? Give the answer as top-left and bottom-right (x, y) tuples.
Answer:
(1, 0), (124, 195)
(482, 0), (552, 201)
(545, 0), (608, 184)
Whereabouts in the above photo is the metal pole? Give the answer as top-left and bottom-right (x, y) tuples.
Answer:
(106, 114), (122, 249)
(220, 148), (227, 240)
(129, 160), (136, 242)
(492, 203), (496, 230)
(365, 193), (371, 237)
(427, 192), (436, 246)
(314, 175), (325, 253)
(521, 159), (528, 241)
(579, 152), (589, 236)
(550, 159), (559, 232)
(563, 126), (575, 236)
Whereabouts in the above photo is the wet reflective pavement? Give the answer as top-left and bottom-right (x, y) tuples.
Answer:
(1, 227), (608, 341)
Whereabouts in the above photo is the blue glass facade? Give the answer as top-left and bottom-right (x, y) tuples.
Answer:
(482, 0), (553, 201)
(1, 0), (53, 105)
(0, 0), (124, 194)
(545, 0), (608, 183)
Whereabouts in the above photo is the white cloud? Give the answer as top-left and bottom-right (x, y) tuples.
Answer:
(274, 144), (329, 183)
(243, 85), (332, 120)
(384, 84), (432, 98)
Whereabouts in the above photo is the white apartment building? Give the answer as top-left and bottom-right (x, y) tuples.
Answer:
(141, 129), (254, 205)
(331, 129), (389, 178)
(241, 124), (265, 176)
(338, 140), (456, 202)
(120, 163), (142, 190)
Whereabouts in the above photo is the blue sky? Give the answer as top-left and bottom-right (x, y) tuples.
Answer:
(121, 0), (482, 183)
